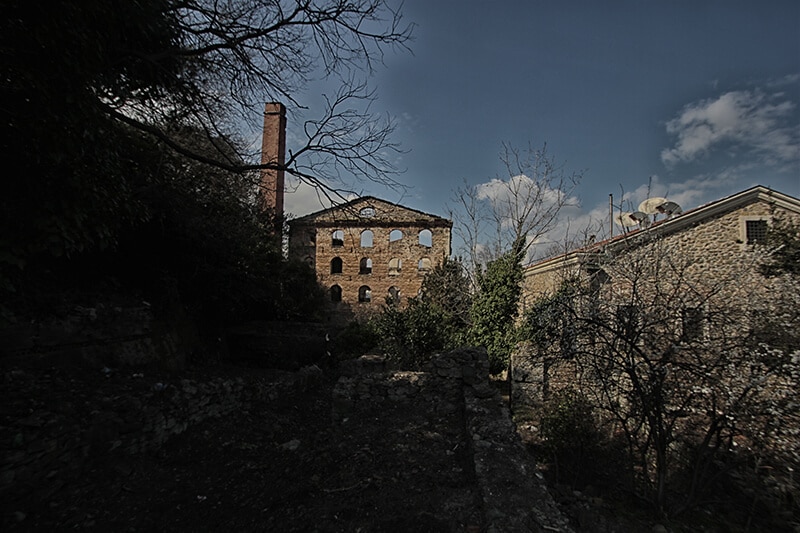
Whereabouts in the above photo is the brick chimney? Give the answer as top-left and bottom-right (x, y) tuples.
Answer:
(260, 102), (286, 218)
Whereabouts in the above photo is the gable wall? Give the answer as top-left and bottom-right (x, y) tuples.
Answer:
(289, 199), (452, 319)
(522, 195), (799, 309)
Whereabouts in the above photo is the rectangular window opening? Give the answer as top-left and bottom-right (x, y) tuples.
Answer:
(745, 219), (768, 245)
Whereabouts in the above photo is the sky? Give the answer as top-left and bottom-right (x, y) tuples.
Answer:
(278, 0), (800, 257)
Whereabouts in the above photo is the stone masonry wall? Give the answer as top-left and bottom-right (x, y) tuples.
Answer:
(0, 303), (193, 372)
(0, 365), (322, 508)
(289, 198), (451, 318)
(319, 224), (450, 313)
(523, 197), (800, 306)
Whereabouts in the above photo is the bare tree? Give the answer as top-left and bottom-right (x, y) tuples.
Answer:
(71, 0), (413, 192)
(525, 235), (800, 517)
(449, 142), (582, 285)
(1, 0), (414, 272)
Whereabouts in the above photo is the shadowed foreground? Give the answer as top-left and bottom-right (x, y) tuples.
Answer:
(2, 349), (570, 532)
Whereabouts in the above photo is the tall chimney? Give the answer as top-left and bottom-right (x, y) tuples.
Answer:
(260, 102), (286, 218)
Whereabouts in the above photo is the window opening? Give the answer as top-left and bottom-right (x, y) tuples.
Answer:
(616, 305), (639, 342)
(358, 285), (372, 303)
(418, 229), (432, 247)
(330, 285), (342, 303)
(330, 257), (343, 274)
(388, 258), (402, 275)
(388, 286), (401, 304)
(681, 307), (704, 342)
(332, 229), (344, 247)
(418, 258), (432, 271)
(359, 257), (372, 275)
(359, 207), (375, 217)
(361, 229), (374, 247)
(389, 229), (403, 242)
(746, 219), (768, 244)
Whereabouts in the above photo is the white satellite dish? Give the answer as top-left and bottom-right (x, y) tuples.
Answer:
(656, 201), (682, 215)
(638, 197), (668, 214)
(615, 212), (640, 228)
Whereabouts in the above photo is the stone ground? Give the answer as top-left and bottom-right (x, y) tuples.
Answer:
(6, 355), (753, 533)
(3, 365), (485, 532)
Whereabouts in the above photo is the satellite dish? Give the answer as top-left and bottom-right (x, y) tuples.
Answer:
(629, 211), (649, 222)
(615, 212), (640, 228)
(638, 197), (668, 214)
(656, 201), (682, 215)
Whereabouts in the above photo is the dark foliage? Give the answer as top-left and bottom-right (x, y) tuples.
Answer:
(759, 217), (800, 278)
(469, 245), (524, 373)
(372, 258), (472, 369)
(1, 0), (386, 326)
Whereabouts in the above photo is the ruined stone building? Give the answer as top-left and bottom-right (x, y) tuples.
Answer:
(287, 197), (452, 316)
(258, 102), (452, 317)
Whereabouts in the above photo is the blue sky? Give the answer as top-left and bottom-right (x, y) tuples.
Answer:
(281, 0), (799, 250)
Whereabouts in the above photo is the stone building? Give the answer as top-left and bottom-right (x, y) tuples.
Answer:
(510, 186), (800, 420)
(288, 197), (452, 318)
(521, 185), (800, 308)
(257, 102), (453, 320)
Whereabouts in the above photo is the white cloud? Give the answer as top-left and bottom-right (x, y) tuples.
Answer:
(475, 174), (576, 227)
(283, 180), (331, 218)
(283, 178), (361, 218)
(661, 89), (799, 168)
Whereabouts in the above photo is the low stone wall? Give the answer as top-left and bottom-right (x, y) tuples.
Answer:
(509, 342), (579, 420)
(0, 303), (190, 371)
(0, 365), (318, 505)
(226, 321), (329, 370)
(332, 347), (572, 532)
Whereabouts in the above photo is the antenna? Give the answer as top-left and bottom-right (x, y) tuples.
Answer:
(615, 212), (641, 228)
(630, 211), (651, 227)
(638, 197), (668, 215)
(656, 201), (682, 215)
(615, 211), (651, 231)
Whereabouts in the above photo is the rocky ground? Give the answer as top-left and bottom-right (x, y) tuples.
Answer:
(2, 363), (484, 532)
(5, 355), (778, 533)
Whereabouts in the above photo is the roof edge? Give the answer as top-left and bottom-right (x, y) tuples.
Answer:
(523, 185), (800, 276)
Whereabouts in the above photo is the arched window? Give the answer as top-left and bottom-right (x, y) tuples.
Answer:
(332, 229), (344, 247)
(388, 258), (402, 275)
(358, 285), (372, 303)
(359, 257), (372, 275)
(389, 229), (403, 242)
(418, 229), (432, 247)
(330, 285), (342, 303)
(360, 229), (373, 248)
(388, 286), (401, 304)
(330, 257), (343, 274)
(418, 258), (432, 272)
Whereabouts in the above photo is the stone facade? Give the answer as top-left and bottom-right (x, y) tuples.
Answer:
(521, 186), (800, 309)
(288, 196), (452, 318)
(517, 187), (800, 404)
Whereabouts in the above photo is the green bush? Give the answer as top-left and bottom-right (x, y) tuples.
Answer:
(469, 249), (523, 373)
(373, 298), (449, 369)
(371, 259), (472, 369)
(333, 320), (379, 360)
(540, 388), (601, 486)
